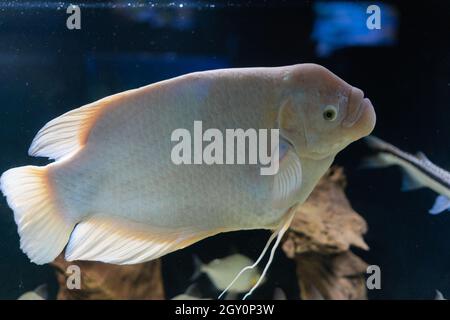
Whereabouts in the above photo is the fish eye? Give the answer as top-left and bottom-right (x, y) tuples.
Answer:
(323, 105), (338, 121)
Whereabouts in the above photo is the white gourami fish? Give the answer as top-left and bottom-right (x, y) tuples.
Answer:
(193, 254), (262, 294)
(364, 136), (450, 215)
(273, 287), (288, 300)
(17, 284), (47, 300)
(0, 64), (375, 296)
(435, 290), (446, 300)
(171, 284), (210, 300)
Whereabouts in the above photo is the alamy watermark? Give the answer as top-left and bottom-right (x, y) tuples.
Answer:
(66, 264), (81, 290)
(171, 121), (280, 175)
(66, 4), (81, 30)
(366, 4), (381, 30)
(366, 264), (381, 290)
(64, 4), (380, 32)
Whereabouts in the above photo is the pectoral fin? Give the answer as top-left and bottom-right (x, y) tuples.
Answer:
(429, 195), (450, 215)
(272, 138), (302, 208)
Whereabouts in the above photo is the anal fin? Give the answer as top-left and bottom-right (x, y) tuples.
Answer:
(65, 217), (217, 265)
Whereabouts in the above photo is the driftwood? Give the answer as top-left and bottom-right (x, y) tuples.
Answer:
(51, 255), (164, 300)
(282, 166), (369, 300)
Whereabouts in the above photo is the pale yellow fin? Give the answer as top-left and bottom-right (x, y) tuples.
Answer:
(28, 90), (136, 160)
(65, 217), (216, 265)
(0, 166), (75, 264)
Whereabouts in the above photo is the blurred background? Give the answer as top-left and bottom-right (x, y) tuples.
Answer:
(0, 0), (449, 299)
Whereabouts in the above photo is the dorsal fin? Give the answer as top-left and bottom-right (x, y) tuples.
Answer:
(28, 90), (136, 161)
(416, 151), (432, 163)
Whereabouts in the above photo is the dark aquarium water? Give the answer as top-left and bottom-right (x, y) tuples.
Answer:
(0, 0), (449, 301)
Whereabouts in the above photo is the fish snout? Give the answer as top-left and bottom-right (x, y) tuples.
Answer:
(342, 87), (376, 138)
(342, 87), (364, 128)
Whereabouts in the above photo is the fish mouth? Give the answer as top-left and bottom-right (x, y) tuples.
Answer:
(360, 98), (376, 135)
(342, 87), (371, 128)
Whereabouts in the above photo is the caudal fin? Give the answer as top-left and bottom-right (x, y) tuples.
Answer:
(0, 166), (75, 264)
